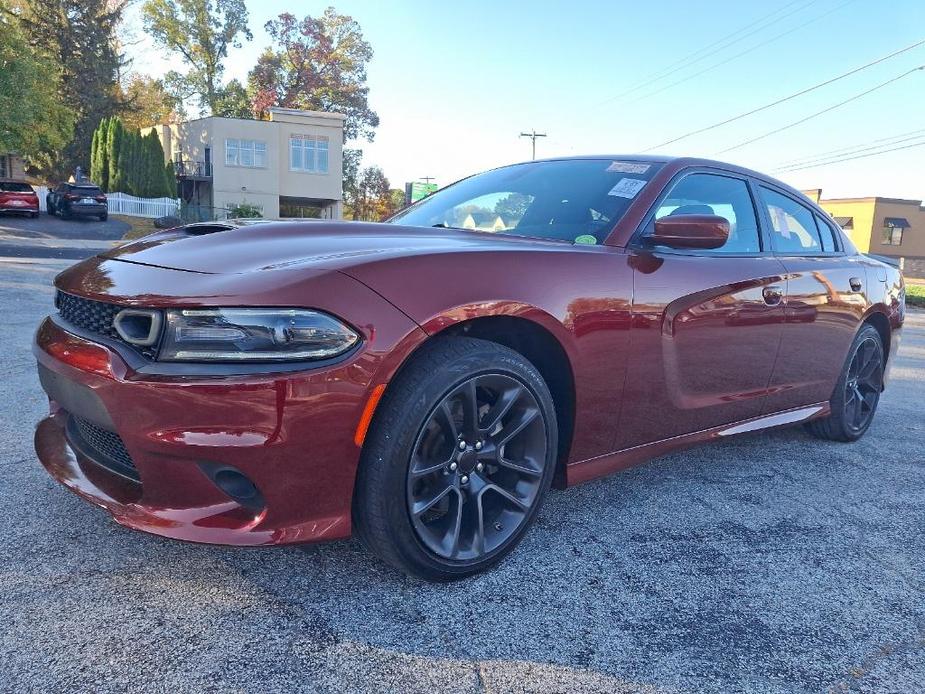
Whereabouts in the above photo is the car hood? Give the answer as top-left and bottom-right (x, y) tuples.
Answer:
(101, 220), (558, 274)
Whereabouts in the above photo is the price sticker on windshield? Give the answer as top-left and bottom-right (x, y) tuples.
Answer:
(607, 178), (647, 199)
(606, 161), (650, 174)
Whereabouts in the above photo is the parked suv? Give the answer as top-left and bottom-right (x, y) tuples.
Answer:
(0, 180), (40, 218)
(47, 183), (108, 221)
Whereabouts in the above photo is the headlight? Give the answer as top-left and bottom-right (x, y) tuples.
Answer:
(159, 308), (359, 362)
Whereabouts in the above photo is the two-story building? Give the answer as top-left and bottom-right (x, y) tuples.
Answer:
(144, 107), (345, 220)
(0, 153), (26, 181)
(803, 189), (925, 279)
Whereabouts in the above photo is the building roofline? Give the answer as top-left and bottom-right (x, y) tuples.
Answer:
(817, 195), (924, 206)
(143, 108), (346, 129)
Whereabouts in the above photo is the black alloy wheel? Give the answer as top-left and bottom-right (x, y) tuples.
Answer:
(843, 334), (883, 434)
(806, 324), (884, 442)
(353, 337), (557, 580)
(407, 373), (547, 561)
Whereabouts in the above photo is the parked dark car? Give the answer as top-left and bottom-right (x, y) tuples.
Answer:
(46, 182), (108, 220)
(33, 155), (904, 580)
(0, 180), (40, 217)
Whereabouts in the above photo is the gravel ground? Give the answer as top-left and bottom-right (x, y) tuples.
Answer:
(1, 257), (923, 693)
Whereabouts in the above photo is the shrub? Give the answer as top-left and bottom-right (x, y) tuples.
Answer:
(227, 202), (263, 219)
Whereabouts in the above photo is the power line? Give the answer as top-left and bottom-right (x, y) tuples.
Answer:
(641, 36), (924, 152)
(775, 126), (925, 166)
(716, 66), (925, 154)
(774, 134), (925, 172)
(595, 0), (816, 107)
(775, 139), (925, 173)
(625, 0), (857, 108)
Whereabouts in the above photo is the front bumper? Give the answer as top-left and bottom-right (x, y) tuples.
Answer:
(33, 310), (420, 545)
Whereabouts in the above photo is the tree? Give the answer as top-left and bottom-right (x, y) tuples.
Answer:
(15, 0), (128, 180)
(120, 75), (180, 129)
(107, 118), (126, 192)
(352, 166), (392, 222)
(248, 8), (379, 142)
(212, 78), (251, 118)
(142, 0), (252, 116)
(341, 147), (362, 218)
(0, 6), (73, 163)
(89, 117), (109, 188)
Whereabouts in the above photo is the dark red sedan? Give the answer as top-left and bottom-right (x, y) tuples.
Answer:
(33, 156), (904, 580)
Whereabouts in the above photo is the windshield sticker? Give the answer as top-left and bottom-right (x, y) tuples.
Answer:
(574, 234), (597, 245)
(607, 178), (647, 199)
(606, 161), (650, 174)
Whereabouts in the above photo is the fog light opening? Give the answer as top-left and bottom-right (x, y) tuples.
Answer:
(200, 463), (265, 510)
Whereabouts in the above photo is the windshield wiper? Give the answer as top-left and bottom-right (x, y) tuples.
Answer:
(432, 223), (468, 230)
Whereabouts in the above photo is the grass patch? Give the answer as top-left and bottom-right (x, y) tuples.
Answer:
(113, 214), (159, 240)
(906, 282), (925, 309)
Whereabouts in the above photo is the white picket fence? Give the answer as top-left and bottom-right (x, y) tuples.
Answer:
(32, 185), (179, 218)
(106, 192), (179, 218)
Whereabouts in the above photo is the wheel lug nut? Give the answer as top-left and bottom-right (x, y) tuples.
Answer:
(460, 475), (469, 484)
(475, 441), (482, 450)
(476, 463), (483, 472)
(458, 440), (467, 450)
(449, 462), (458, 471)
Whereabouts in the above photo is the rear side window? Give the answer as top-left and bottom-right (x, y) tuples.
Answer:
(0, 182), (33, 193)
(814, 214), (839, 253)
(759, 187), (822, 254)
(652, 173), (760, 253)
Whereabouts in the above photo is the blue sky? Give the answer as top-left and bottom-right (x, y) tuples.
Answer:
(124, 0), (925, 199)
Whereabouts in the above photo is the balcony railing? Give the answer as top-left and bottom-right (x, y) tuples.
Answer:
(174, 160), (212, 178)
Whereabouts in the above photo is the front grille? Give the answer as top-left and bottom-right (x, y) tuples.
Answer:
(55, 291), (159, 359)
(66, 415), (140, 482)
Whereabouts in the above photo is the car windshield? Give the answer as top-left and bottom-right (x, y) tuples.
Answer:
(0, 182), (33, 193)
(389, 159), (663, 243)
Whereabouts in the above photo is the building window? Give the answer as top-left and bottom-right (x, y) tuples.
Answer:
(289, 135), (329, 173)
(882, 217), (908, 246)
(225, 139), (267, 168)
(882, 227), (903, 245)
(0, 155), (8, 179)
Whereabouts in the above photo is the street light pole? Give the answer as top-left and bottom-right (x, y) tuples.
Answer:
(519, 130), (547, 160)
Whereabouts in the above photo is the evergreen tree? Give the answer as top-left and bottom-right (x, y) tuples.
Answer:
(164, 160), (177, 199)
(89, 127), (100, 184)
(16, 0), (129, 180)
(108, 118), (125, 192)
(97, 118), (110, 190)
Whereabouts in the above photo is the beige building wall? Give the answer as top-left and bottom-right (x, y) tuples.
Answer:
(144, 108), (344, 219)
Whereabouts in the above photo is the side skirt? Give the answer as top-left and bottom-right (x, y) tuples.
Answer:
(564, 403), (830, 487)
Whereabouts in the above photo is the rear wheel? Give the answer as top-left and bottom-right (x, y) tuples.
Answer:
(353, 337), (557, 580)
(99, 213), (108, 221)
(806, 324), (884, 442)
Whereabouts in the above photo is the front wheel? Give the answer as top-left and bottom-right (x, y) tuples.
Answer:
(806, 324), (884, 442)
(353, 337), (558, 580)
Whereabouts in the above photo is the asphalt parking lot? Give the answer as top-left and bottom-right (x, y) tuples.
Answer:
(1, 255), (923, 694)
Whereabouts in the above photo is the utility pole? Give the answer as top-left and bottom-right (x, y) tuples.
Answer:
(519, 130), (547, 160)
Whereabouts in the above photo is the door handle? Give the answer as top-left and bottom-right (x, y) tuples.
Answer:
(849, 277), (863, 292)
(762, 285), (783, 306)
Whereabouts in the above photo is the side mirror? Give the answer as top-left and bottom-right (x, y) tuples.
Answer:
(651, 214), (730, 250)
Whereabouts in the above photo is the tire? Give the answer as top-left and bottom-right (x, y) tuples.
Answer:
(99, 213), (108, 221)
(46, 200), (55, 216)
(30, 212), (38, 219)
(805, 324), (884, 442)
(60, 204), (70, 220)
(353, 337), (558, 581)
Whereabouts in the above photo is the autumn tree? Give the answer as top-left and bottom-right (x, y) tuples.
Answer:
(13, 0), (127, 179)
(352, 166), (393, 221)
(0, 6), (73, 162)
(119, 75), (180, 129)
(248, 8), (379, 142)
(142, 0), (252, 116)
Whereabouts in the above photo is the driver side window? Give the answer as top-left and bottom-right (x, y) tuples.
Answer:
(652, 173), (761, 254)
